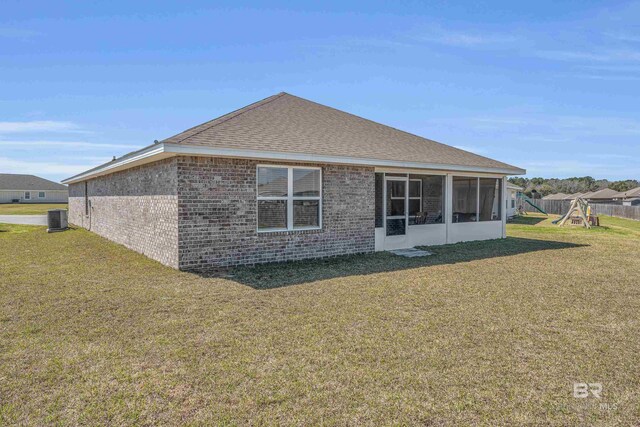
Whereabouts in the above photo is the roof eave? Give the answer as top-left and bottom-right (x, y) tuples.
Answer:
(62, 142), (526, 184)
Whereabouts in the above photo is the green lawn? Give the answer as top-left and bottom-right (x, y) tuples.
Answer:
(0, 203), (68, 215)
(1, 215), (639, 425)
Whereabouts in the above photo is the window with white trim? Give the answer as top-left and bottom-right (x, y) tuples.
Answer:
(257, 166), (322, 231)
(39, 191), (45, 198)
(24, 191), (31, 200)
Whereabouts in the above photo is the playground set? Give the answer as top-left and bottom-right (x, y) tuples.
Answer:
(515, 193), (600, 228)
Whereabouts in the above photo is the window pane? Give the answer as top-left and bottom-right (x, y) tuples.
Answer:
(479, 178), (502, 221)
(409, 174), (444, 224)
(257, 167), (288, 197)
(258, 200), (287, 230)
(293, 169), (320, 197)
(452, 177), (477, 223)
(293, 200), (319, 228)
(409, 180), (421, 198)
(39, 192), (45, 198)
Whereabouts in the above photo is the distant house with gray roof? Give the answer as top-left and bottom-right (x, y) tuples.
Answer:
(0, 173), (68, 204)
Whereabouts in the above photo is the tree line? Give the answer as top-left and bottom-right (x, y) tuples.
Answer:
(507, 177), (640, 198)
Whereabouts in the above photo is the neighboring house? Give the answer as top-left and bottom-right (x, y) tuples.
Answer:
(0, 173), (68, 204)
(542, 193), (568, 201)
(564, 192), (584, 200)
(616, 187), (640, 206)
(506, 183), (522, 218)
(62, 92), (525, 270)
(585, 188), (623, 204)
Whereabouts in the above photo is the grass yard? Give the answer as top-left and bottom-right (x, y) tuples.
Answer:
(1, 215), (639, 425)
(0, 203), (68, 215)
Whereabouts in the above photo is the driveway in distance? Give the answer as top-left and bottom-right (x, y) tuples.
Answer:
(0, 215), (47, 225)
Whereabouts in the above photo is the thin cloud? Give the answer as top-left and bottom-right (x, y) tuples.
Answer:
(535, 49), (640, 63)
(534, 50), (613, 62)
(408, 25), (517, 48)
(0, 121), (81, 133)
(0, 156), (94, 176)
(604, 32), (640, 43)
(0, 27), (41, 39)
(0, 140), (139, 150)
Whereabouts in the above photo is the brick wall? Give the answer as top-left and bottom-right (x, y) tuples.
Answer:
(68, 158), (180, 268)
(177, 156), (375, 270)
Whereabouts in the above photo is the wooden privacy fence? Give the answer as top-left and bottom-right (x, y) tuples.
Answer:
(524, 199), (640, 221)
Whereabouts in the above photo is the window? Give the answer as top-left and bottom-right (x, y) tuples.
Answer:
(408, 174), (444, 225)
(479, 178), (502, 221)
(38, 191), (45, 198)
(257, 166), (321, 231)
(24, 191), (31, 200)
(452, 177), (477, 223)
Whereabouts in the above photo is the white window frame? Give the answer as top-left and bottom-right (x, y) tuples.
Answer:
(256, 165), (322, 232)
(38, 191), (46, 198)
(24, 191), (31, 200)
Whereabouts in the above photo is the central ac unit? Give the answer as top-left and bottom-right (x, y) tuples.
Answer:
(47, 209), (68, 233)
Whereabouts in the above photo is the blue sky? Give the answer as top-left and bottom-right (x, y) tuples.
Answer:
(1, 0), (639, 182)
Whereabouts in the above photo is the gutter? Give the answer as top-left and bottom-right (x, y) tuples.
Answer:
(62, 142), (527, 184)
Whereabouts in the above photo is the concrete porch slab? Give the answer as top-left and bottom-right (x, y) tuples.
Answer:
(388, 248), (433, 258)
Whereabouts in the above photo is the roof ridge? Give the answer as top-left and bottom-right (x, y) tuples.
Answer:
(163, 92), (287, 144)
(282, 93), (518, 169)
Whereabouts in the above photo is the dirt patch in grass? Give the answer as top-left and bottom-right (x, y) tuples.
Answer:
(1, 218), (639, 425)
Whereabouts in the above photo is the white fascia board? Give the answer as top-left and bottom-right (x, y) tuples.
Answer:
(62, 142), (526, 184)
(61, 143), (167, 184)
(164, 143), (526, 175)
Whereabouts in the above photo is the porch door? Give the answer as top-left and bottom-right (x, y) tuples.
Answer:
(384, 175), (409, 249)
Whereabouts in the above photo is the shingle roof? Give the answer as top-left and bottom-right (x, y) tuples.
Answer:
(162, 92), (523, 173)
(0, 174), (67, 191)
(543, 193), (568, 200)
(617, 187), (640, 199)
(586, 188), (622, 200)
(563, 193), (584, 200)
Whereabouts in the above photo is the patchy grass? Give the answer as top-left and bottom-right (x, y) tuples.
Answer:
(0, 223), (42, 234)
(0, 203), (67, 215)
(1, 217), (639, 425)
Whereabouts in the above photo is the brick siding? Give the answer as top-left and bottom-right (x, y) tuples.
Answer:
(68, 156), (375, 270)
(177, 156), (375, 270)
(68, 158), (179, 268)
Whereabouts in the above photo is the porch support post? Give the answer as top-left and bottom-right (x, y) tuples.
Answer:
(445, 174), (453, 244)
(502, 176), (508, 238)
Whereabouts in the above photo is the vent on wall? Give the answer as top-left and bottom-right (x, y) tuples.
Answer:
(47, 209), (68, 233)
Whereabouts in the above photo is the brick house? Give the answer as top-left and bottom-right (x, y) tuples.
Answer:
(63, 93), (525, 270)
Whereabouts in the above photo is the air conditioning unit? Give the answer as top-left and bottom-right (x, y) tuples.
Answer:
(47, 209), (68, 233)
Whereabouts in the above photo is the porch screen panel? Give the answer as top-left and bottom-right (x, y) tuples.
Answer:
(479, 178), (502, 221)
(408, 174), (445, 225)
(375, 173), (383, 228)
(386, 179), (406, 236)
(452, 177), (478, 223)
